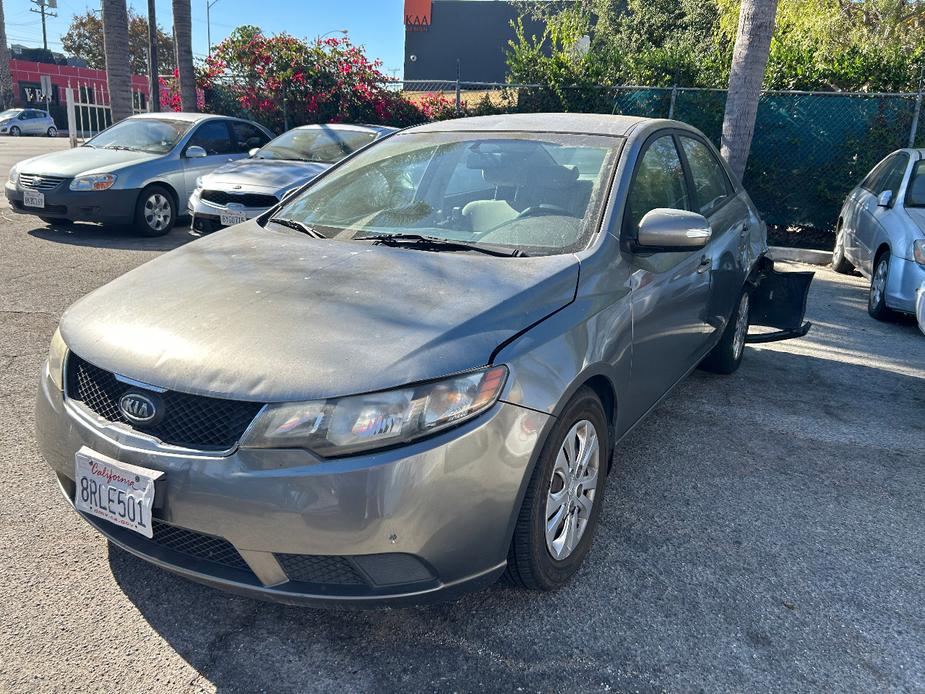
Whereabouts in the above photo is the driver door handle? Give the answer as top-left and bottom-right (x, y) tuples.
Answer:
(697, 256), (712, 274)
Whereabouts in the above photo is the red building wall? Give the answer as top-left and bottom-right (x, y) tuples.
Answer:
(10, 58), (150, 107)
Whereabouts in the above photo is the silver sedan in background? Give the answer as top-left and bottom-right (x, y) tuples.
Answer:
(834, 148), (925, 322)
(188, 123), (396, 233)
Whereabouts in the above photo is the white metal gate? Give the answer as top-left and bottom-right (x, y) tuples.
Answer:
(64, 81), (147, 146)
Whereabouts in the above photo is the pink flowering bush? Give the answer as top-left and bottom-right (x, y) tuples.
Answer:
(159, 69), (205, 111)
(198, 27), (450, 130)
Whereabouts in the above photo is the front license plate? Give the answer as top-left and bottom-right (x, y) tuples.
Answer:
(23, 189), (44, 208)
(74, 447), (162, 538)
(220, 212), (247, 226)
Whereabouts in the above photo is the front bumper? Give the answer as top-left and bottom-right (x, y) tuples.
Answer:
(886, 254), (925, 314)
(188, 189), (274, 234)
(35, 366), (548, 606)
(5, 180), (138, 224)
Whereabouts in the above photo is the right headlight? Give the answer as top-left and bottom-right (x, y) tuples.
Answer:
(8, 164), (18, 185)
(69, 173), (117, 191)
(242, 366), (508, 457)
(913, 239), (925, 266)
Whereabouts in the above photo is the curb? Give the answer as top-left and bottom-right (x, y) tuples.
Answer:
(768, 246), (831, 266)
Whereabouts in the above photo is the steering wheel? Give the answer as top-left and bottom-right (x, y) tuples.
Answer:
(515, 203), (574, 220)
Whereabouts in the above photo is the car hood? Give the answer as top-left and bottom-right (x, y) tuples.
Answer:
(17, 147), (160, 177)
(204, 158), (330, 194)
(60, 222), (580, 402)
(903, 207), (925, 237)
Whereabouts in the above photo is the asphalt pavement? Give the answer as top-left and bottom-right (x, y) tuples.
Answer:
(0, 137), (923, 693)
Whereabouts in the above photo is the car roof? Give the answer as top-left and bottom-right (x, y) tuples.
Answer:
(291, 123), (398, 134)
(127, 112), (240, 123)
(406, 113), (656, 137)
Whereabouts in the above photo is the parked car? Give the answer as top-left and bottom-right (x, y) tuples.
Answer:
(36, 114), (813, 606)
(833, 149), (925, 322)
(189, 123), (397, 233)
(0, 108), (57, 137)
(5, 113), (272, 235)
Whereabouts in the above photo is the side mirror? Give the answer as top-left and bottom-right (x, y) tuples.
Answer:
(636, 208), (712, 251)
(877, 190), (893, 207)
(185, 145), (207, 159)
(248, 147), (260, 158)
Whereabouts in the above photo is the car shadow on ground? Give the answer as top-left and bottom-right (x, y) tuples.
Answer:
(25, 220), (198, 252)
(104, 343), (924, 691)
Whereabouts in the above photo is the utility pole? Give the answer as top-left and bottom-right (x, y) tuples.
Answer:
(206, 0), (221, 54)
(29, 0), (58, 52)
(147, 0), (160, 111)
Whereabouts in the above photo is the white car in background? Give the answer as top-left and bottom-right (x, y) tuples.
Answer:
(834, 149), (925, 325)
(0, 108), (58, 137)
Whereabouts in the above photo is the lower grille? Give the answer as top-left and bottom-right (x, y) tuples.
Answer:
(276, 553), (369, 585)
(19, 172), (66, 190)
(151, 519), (251, 571)
(201, 189), (278, 208)
(66, 354), (264, 450)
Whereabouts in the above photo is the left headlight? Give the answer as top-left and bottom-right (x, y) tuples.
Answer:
(47, 327), (68, 391)
(69, 173), (117, 191)
(913, 239), (925, 266)
(242, 366), (509, 457)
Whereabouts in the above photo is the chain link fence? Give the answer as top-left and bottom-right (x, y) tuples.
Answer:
(396, 80), (925, 235)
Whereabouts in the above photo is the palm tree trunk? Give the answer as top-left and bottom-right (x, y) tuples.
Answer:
(0, 1), (14, 110)
(102, 0), (133, 123)
(720, 0), (779, 181)
(172, 0), (197, 111)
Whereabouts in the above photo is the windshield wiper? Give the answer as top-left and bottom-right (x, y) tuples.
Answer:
(268, 217), (326, 239)
(354, 233), (526, 257)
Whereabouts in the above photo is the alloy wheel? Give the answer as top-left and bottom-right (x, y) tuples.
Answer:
(732, 292), (750, 360)
(10, 126), (19, 136)
(545, 419), (600, 561)
(143, 193), (172, 232)
(871, 257), (888, 308)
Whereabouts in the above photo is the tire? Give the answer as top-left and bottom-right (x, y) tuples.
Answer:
(868, 250), (896, 321)
(9, 126), (20, 136)
(47, 126), (58, 138)
(506, 387), (610, 591)
(134, 186), (175, 237)
(832, 226), (854, 274)
(700, 289), (750, 375)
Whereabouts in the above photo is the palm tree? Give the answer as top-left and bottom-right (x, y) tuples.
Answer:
(719, 0), (779, 181)
(0, 0), (13, 110)
(172, 0), (197, 111)
(102, 0), (133, 123)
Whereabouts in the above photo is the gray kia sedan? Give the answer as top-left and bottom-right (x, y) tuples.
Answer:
(36, 114), (813, 606)
(833, 148), (925, 322)
(6, 113), (272, 235)
(189, 123), (396, 233)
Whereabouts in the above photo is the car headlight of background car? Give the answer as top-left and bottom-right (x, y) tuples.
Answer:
(8, 164), (17, 185)
(242, 366), (508, 456)
(69, 173), (117, 191)
(46, 327), (67, 391)
(913, 239), (925, 266)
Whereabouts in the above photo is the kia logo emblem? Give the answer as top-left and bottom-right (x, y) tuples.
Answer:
(118, 391), (160, 424)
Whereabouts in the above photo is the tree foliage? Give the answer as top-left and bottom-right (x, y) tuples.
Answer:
(508, 0), (925, 92)
(62, 9), (175, 75)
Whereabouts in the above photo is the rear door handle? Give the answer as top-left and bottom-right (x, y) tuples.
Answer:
(697, 256), (712, 274)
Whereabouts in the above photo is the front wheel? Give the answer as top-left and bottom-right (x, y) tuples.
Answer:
(506, 387), (609, 591)
(9, 126), (20, 136)
(868, 251), (896, 321)
(134, 186), (175, 237)
(700, 290), (750, 375)
(832, 227), (854, 274)
(47, 126), (58, 138)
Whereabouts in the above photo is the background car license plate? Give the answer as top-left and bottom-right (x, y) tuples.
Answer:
(74, 448), (162, 539)
(23, 190), (44, 208)
(220, 212), (247, 226)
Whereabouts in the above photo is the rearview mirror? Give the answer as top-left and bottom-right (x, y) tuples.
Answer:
(185, 145), (207, 159)
(636, 208), (712, 251)
(877, 190), (893, 207)
(249, 147), (260, 157)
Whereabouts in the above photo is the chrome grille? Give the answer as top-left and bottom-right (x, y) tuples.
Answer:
(19, 173), (66, 191)
(201, 189), (279, 208)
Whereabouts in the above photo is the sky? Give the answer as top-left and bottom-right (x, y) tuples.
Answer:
(6, 0), (409, 76)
